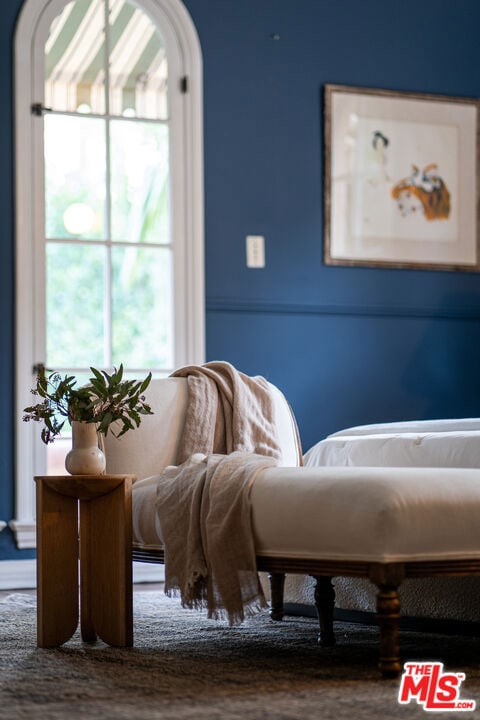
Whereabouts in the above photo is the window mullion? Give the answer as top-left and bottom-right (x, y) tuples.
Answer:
(104, 0), (112, 368)
(104, 114), (113, 368)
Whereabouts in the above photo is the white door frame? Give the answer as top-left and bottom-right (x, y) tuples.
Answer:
(11, 0), (204, 548)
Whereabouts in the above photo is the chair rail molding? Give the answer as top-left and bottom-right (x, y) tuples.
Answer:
(206, 297), (480, 321)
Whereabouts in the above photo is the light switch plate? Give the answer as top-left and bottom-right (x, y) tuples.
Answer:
(246, 235), (265, 268)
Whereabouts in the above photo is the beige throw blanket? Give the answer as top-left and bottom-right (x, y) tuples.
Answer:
(156, 451), (277, 625)
(171, 361), (282, 464)
(155, 362), (281, 624)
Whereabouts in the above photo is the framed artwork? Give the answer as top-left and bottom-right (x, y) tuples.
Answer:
(324, 84), (480, 271)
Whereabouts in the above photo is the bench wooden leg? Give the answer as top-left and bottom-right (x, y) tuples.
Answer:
(269, 572), (286, 621)
(313, 576), (336, 647)
(376, 585), (402, 679)
(370, 562), (404, 678)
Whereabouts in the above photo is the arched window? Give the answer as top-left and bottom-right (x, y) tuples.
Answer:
(12, 0), (204, 548)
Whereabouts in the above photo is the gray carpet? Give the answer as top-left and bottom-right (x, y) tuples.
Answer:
(1, 591), (479, 719)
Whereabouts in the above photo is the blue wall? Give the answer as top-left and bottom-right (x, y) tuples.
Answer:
(1, 0), (480, 558)
(183, 0), (480, 449)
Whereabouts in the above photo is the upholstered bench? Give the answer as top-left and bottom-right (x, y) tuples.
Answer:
(105, 380), (480, 678)
(301, 420), (480, 629)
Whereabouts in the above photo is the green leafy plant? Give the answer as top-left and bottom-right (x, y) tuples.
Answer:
(23, 365), (153, 444)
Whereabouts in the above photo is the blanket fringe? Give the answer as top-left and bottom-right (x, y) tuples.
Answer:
(164, 579), (268, 626)
(207, 597), (269, 627)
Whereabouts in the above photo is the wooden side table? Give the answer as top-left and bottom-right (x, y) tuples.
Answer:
(35, 474), (135, 648)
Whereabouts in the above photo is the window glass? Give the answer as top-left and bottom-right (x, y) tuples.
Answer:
(44, 0), (173, 382)
(110, 119), (170, 244)
(111, 246), (173, 368)
(45, 114), (106, 240)
(46, 243), (105, 367)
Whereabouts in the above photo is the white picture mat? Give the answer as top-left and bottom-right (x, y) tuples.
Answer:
(328, 88), (478, 267)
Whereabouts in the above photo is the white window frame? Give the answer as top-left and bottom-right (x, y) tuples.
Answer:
(11, 0), (204, 548)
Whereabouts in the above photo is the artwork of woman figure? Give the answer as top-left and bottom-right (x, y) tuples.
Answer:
(367, 130), (390, 185)
(391, 163), (451, 221)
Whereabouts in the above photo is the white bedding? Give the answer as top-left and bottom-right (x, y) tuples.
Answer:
(304, 430), (480, 469)
(328, 417), (480, 438)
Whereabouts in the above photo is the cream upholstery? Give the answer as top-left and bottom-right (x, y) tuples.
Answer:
(105, 381), (480, 674)
(106, 379), (480, 629)
(105, 377), (301, 479)
(105, 376), (302, 552)
(105, 378), (189, 480)
(132, 465), (480, 563)
(105, 380), (480, 566)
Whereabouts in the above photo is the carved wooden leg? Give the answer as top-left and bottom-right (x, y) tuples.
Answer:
(313, 576), (336, 647)
(376, 585), (402, 679)
(269, 573), (286, 621)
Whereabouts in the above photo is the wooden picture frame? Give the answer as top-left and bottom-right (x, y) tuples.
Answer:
(324, 84), (480, 271)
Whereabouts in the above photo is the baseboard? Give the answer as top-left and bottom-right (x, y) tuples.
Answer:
(284, 603), (480, 638)
(132, 562), (165, 584)
(0, 559), (36, 589)
(0, 559), (164, 590)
